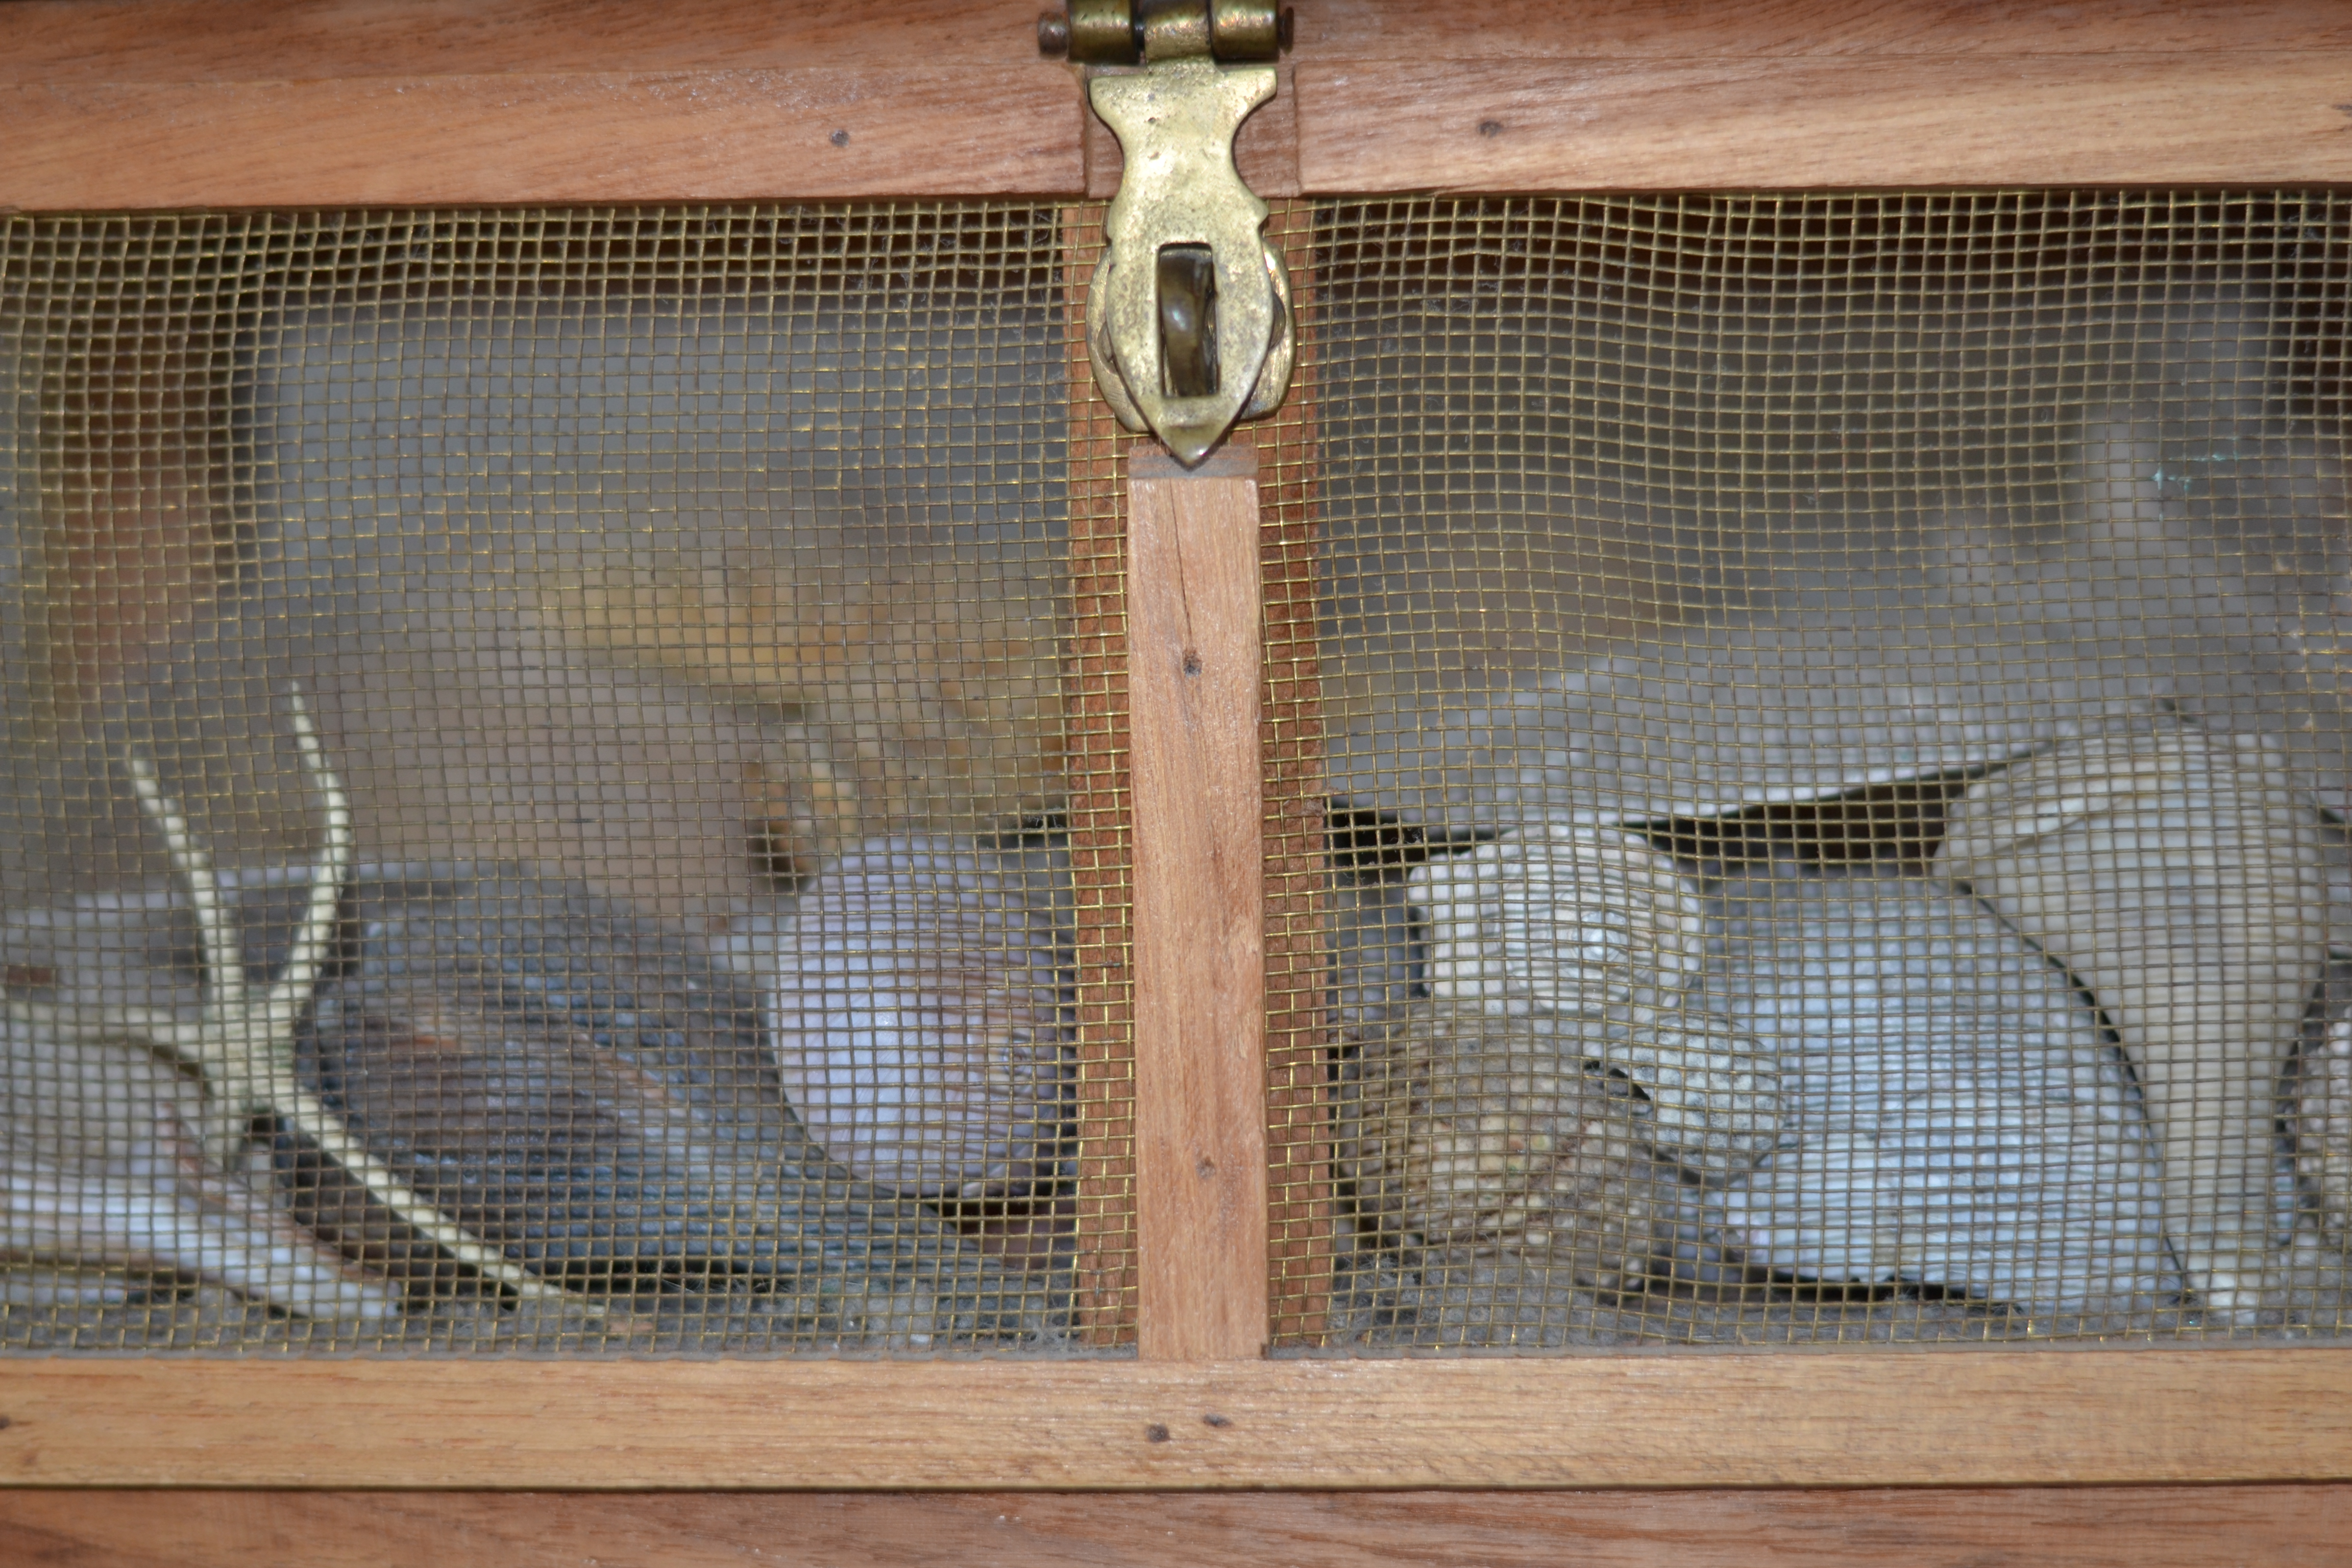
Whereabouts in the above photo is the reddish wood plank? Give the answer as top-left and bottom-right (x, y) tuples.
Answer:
(1129, 446), (1269, 1362)
(0, 68), (1082, 209)
(1256, 200), (1333, 1348)
(1287, 0), (2352, 59)
(1294, 53), (2352, 193)
(1, 1484), (2349, 1568)
(1062, 200), (1141, 1346)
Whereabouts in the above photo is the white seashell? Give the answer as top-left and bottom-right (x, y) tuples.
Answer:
(1940, 728), (2327, 1320)
(1703, 867), (2175, 1311)
(0, 1010), (401, 1320)
(1408, 823), (1707, 1018)
(1604, 1012), (1780, 1175)
(1337, 1001), (1687, 1288)
(725, 835), (1072, 1197)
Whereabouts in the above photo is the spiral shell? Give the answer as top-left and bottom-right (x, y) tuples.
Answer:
(1408, 823), (1705, 1018)
(1337, 1001), (1687, 1289)
(727, 836), (1072, 1197)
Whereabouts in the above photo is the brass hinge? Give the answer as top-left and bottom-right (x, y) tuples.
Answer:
(1040, 1), (1295, 467)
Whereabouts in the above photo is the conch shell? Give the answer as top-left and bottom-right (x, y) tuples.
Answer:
(1940, 728), (2329, 1319)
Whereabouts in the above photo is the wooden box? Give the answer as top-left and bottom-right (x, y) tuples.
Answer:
(3, 3), (2351, 1559)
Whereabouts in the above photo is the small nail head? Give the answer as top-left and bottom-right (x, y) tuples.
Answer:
(829, 129), (850, 147)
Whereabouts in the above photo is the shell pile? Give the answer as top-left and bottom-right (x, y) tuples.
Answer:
(1337, 1001), (1689, 1289)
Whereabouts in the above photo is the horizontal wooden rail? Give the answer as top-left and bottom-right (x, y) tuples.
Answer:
(11, 2), (2352, 206)
(0, 1349), (2348, 1488)
(4, 1483), (2349, 1564)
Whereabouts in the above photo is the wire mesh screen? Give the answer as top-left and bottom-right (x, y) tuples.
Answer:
(0, 206), (1117, 1353)
(1311, 192), (2352, 1347)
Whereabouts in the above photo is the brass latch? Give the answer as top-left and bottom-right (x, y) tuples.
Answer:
(1040, 1), (1295, 467)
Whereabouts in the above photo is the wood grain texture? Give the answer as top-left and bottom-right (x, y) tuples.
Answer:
(1256, 202), (1334, 1348)
(16, 1), (2352, 208)
(1294, 53), (2352, 193)
(1130, 447), (1269, 1361)
(0, 69), (1082, 208)
(3, 1484), (2350, 1567)
(1062, 201), (1141, 1347)
(3, 1350), (2352, 1489)
(1291, 0), (2352, 59)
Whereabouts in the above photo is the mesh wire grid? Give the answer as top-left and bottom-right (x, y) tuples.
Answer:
(1305, 191), (2352, 1349)
(0, 205), (1116, 1353)
(8, 192), (2352, 1357)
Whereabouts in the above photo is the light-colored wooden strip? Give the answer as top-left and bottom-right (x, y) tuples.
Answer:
(1283, 0), (2352, 60)
(1295, 54), (2352, 193)
(1130, 446), (1269, 1362)
(4, 1350), (2352, 1489)
(4, 1483), (2350, 1568)
(1256, 201), (1333, 1348)
(0, 69), (1082, 209)
(1063, 200), (1141, 1346)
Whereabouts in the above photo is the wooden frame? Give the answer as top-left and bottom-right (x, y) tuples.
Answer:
(5, 0), (2352, 1513)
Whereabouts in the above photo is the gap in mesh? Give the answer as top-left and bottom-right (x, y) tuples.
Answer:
(1308, 191), (2352, 1351)
(0, 205), (1129, 1354)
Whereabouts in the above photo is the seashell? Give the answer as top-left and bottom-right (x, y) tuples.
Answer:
(1408, 823), (1707, 1017)
(725, 836), (1073, 1197)
(1337, 1000), (1688, 1289)
(290, 868), (975, 1287)
(1703, 866), (2175, 1311)
(1940, 728), (2327, 1319)
(0, 896), (398, 1319)
(1603, 1011), (1780, 1176)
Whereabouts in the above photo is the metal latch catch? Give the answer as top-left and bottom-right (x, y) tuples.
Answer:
(1041, 0), (1295, 467)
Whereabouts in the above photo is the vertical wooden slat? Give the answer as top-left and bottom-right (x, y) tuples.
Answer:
(1258, 198), (1333, 1346)
(1061, 201), (1140, 1347)
(1130, 444), (1269, 1361)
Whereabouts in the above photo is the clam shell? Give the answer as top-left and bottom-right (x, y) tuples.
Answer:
(728, 836), (1073, 1197)
(1337, 1001), (1686, 1288)
(1702, 866), (2175, 1311)
(1940, 727), (2326, 1319)
(1407, 824), (1707, 1017)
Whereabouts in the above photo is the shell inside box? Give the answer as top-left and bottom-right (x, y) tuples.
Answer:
(4, 193), (2351, 1353)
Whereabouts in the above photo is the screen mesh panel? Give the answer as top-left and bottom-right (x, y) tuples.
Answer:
(1308, 192), (2352, 1347)
(0, 206), (1116, 1353)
